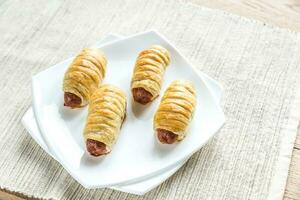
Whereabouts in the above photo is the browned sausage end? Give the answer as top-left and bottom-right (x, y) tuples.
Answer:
(64, 92), (82, 108)
(156, 128), (178, 144)
(132, 87), (153, 104)
(86, 139), (108, 156)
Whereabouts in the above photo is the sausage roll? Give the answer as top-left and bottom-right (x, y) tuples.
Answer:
(154, 80), (196, 144)
(63, 48), (107, 108)
(84, 84), (127, 156)
(131, 45), (170, 104)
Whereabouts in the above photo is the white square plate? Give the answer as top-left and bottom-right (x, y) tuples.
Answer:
(32, 31), (225, 189)
(23, 37), (222, 194)
(25, 34), (223, 195)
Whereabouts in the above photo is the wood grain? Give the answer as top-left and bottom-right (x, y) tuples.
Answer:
(188, 0), (300, 32)
(0, 190), (25, 200)
(285, 147), (300, 199)
(284, 126), (300, 200)
(1, 0), (300, 199)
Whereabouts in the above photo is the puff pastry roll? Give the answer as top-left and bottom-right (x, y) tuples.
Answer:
(154, 80), (196, 144)
(63, 48), (107, 108)
(131, 45), (170, 104)
(84, 84), (127, 156)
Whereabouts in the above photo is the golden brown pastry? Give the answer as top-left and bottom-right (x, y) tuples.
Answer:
(63, 48), (107, 108)
(153, 80), (196, 144)
(131, 45), (170, 104)
(84, 84), (127, 156)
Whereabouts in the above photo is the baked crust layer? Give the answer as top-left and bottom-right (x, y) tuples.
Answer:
(154, 80), (196, 141)
(131, 45), (170, 103)
(63, 48), (107, 107)
(84, 84), (127, 155)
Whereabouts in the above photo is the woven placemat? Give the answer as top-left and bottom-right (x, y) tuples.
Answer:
(0, 0), (300, 199)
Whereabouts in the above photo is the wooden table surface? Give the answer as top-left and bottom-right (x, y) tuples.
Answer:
(1, 0), (300, 199)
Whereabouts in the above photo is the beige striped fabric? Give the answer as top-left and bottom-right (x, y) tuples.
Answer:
(0, 0), (300, 199)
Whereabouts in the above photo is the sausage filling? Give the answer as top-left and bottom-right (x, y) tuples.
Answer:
(132, 87), (153, 104)
(157, 128), (178, 144)
(86, 139), (108, 156)
(64, 92), (81, 108)
(86, 113), (126, 156)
